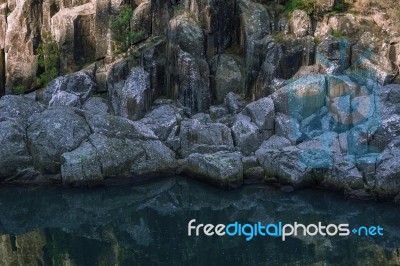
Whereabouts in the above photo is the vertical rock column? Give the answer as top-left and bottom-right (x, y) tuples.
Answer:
(0, 1), (5, 96)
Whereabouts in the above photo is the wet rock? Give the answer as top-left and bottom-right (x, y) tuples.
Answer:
(0, 120), (32, 179)
(109, 67), (152, 121)
(27, 107), (91, 174)
(244, 166), (264, 180)
(231, 118), (261, 156)
(140, 104), (182, 141)
(42, 71), (97, 107)
(210, 54), (243, 103)
(83, 97), (110, 114)
(346, 189), (374, 201)
(179, 119), (234, 157)
(183, 151), (243, 189)
(0, 95), (44, 125)
(61, 141), (103, 187)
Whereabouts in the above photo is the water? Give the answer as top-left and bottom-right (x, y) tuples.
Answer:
(0, 177), (398, 265)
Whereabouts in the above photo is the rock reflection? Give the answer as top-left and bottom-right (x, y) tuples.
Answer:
(0, 178), (398, 265)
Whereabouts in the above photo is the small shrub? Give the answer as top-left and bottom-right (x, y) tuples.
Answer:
(111, 5), (144, 57)
(331, 29), (344, 38)
(12, 85), (25, 95)
(285, 0), (316, 16)
(36, 31), (60, 87)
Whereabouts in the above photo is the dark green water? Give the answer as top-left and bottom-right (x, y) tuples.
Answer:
(0, 177), (398, 265)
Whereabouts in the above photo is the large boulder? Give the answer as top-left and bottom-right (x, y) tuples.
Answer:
(241, 97), (275, 132)
(0, 95), (44, 125)
(289, 10), (312, 38)
(0, 120), (32, 179)
(131, 140), (177, 178)
(27, 107), (91, 173)
(231, 117), (261, 156)
(42, 71), (97, 107)
(109, 67), (152, 120)
(272, 75), (326, 120)
(179, 118), (234, 157)
(61, 141), (103, 187)
(140, 104), (183, 141)
(183, 151), (243, 189)
(83, 112), (157, 141)
(83, 97), (110, 114)
(210, 54), (243, 103)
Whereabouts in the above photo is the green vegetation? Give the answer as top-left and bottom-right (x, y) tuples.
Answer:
(36, 31), (60, 87)
(11, 84), (25, 95)
(111, 5), (144, 57)
(285, 0), (316, 16)
(331, 29), (344, 38)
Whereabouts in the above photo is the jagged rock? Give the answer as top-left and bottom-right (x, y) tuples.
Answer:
(27, 107), (91, 174)
(183, 151), (243, 188)
(241, 97), (275, 131)
(61, 141), (103, 187)
(0, 119), (32, 179)
(272, 75), (326, 120)
(210, 54), (243, 103)
(106, 59), (130, 99)
(83, 97), (110, 114)
(140, 104), (183, 141)
(83, 112), (157, 140)
(109, 67), (152, 120)
(0, 95), (44, 125)
(42, 71), (97, 106)
(275, 112), (304, 144)
(231, 118), (261, 156)
(179, 119), (234, 157)
(224, 92), (245, 114)
(289, 10), (312, 38)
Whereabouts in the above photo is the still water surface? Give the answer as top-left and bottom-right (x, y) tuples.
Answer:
(0, 177), (398, 265)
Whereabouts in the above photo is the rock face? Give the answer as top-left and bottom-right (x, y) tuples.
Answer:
(109, 67), (152, 120)
(1, 0), (400, 201)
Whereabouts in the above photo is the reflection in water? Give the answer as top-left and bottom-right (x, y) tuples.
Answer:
(0, 177), (398, 265)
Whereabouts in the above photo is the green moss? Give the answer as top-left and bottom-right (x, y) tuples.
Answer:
(36, 31), (60, 87)
(285, 0), (316, 16)
(331, 29), (344, 38)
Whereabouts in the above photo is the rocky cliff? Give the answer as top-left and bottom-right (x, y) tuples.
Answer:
(0, 0), (400, 202)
